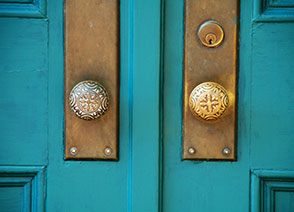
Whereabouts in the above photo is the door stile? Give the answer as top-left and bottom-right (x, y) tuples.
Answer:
(159, 0), (165, 211)
(47, 0), (163, 210)
(128, 0), (163, 211)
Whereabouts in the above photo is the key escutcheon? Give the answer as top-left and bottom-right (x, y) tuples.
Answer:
(197, 20), (224, 48)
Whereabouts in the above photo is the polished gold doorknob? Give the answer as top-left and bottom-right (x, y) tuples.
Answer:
(189, 82), (229, 121)
(69, 80), (109, 120)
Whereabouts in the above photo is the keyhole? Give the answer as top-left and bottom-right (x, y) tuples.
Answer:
(205, 33), (217, 45)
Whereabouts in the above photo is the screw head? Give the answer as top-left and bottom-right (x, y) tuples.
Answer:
(188, 147), (196, 155)
(104, 147), (113, 156)
(222, 147), (231, 157)
(70, 147), (78, 156)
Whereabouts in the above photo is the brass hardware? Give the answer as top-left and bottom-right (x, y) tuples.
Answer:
(64, 0), (119, 160)
(189, 82), (229, 121)
(222, 147), (232, 157)
(188, 147), (196, 155)
(198, 21), (224, 48)
(70, 147), (78, 156)
(104, 147), (113, 156)
(183, 0), (238, 161)
(69, 80), (109, 120)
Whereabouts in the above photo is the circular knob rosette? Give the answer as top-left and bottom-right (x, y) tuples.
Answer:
(189, 82), (229, 121)
(69, 80), (109, 120)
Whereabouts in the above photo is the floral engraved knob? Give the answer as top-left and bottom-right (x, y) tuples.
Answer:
(189, 82), (229, 121)
(69, 80), (109, 120)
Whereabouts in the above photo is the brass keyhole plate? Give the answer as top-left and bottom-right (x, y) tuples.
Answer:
(197, 20), (224, 48)
(183, 0), (238, 161)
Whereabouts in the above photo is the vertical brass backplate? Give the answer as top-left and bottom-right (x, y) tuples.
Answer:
(64, 0), (119, 160)
(183, 0), (238, 160)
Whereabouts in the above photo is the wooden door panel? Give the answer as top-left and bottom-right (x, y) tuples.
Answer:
(0, 18), (48, 166)
(0, 187), (24, 212)
(275, 191), (294, 212)
(0, 8), (48, 210)
(0, 166), (45, 211)
(163, 0), (294, 211)
(47, 0), (161, 211)
(251, 170), (294, 212)
(250, 23), (294, 168)
(0, 0), (162, 210)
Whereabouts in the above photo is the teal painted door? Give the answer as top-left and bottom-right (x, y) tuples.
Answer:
(0, 0), (293, 212)
(163, 0), (294, 212)
(0, 0), (162, 211)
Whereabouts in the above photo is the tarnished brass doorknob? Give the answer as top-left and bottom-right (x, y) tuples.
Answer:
(69, 80), (109, 120)
(189, 82), (229, 121)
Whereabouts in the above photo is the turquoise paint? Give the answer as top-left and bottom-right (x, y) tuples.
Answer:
(1, 0), (293, 211)
(251, 170), (294, 212)
(253, 0), (294, 22)
(0, 187), (23, 212)
(47, 0), (128, 211)
(131, 0), (162, 211)
(1, 0), (162, 211)
(0, 166), (46, 211)
(127, 0), (134, 211)
(0, 0), (46, 18)
(0, 18), (48, 166)
(250, 22), (294, 169)
(163, 0), (294, 211)
(275, 191), (294, 212)
(47, 0), (161, 211)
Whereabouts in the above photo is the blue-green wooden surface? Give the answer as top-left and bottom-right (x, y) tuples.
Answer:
(251, 170), (294, 212)
(163, 0), (294, 212)
(0, 0), (161, 211)
(0, 187), (23, 212)
(1, 0), (294, 211)
(275, 191), (294, 212)
(0, 18), (48, 166)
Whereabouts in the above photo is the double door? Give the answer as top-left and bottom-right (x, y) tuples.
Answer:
(0, 0), (293, 211)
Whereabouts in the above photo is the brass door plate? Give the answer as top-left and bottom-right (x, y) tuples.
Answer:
(183, 0), (238, 160)
(64, 0), (119, 160)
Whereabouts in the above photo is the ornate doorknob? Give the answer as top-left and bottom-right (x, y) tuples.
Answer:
(189, 82), (229, 121)
(69, 80), (109, 120)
